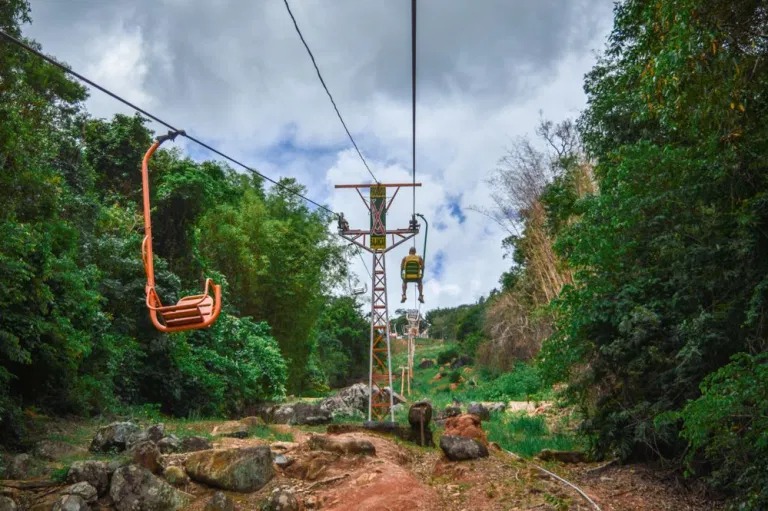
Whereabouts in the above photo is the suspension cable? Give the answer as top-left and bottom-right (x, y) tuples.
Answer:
(0, 28), (338, 217)
(411, 0), (417, 220)
(283, 0), (379, 184)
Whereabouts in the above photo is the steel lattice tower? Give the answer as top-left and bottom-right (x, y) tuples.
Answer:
(335, 182), (420, 422)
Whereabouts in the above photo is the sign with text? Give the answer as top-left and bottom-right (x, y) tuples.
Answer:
(370, 185), (386, 250)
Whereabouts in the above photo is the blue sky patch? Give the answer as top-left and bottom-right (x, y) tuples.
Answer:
(429, 250), (445, 280)
(447, 195), (466, 224)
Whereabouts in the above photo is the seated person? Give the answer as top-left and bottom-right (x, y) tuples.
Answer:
(401, 247), (424, 303)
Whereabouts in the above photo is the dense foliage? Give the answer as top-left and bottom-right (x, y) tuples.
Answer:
(0, 1), (354, 443)
(531, 0), (768, 506)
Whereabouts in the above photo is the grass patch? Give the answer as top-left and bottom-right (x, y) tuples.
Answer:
(248, 425), (293, 442)
(486, 414), (582, 458)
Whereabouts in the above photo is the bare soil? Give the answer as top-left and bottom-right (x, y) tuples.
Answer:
(1, 418), (724, 511)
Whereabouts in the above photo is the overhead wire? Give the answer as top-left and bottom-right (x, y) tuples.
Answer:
(282, 0), (379, 184)
(411, 0), (417, 220)
(0, 28), (337, 217)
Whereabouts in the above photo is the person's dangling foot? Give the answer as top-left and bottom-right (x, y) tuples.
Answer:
(419, 295), (424, 303)
(401, 294), (407, 303)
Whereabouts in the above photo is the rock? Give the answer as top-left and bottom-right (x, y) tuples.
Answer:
(51, 495), (89, 511)
(382, 387), (407, 405)
(418, 359), (435, 369)
(90, 421), (141, 452)
(63, 482), (97, 504)
(450, 354), (473, 369)
(443, 405), (462, 418)
(536, 449), (588, 464)
(179, 436), (212, 453)
(67, 461), (110, 496)
(273, 454), (293, 469)
(486, 402), (506, 414)
(32, 440), (80, 461)
(291, 403), (332, 426)
(157, 435), (181, 454)
(263, 487), (299, 511)
(212, 421), (249, 439)
(163, 466), (190, 487)
(185, 446), (274, 492)
(145, 424), (166, 443)
(444, 414), (488, 446)
(439, 435), (489, 461)
(467, 402), (490, 421)
(318, 383), (369, 416)
(7, 454), (31, 479)
(110, 465), (192, 511)
(307, 435), (376, 456)
(204, 491), (234, 511)
(391, 403), (404, 414)
(131, 440), (162, 474)
(0, 496), (17, 511)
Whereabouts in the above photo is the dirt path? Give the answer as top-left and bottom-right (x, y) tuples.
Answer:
(196, 426), (721, 511)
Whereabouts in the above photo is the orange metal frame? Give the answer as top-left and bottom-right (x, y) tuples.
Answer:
(141, 134), (222, 333)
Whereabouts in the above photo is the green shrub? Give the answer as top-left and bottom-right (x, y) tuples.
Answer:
(437, 347), (459, 365)
(448, 370), (462, 384)
(475, 364), (543, 401)
(676, 352), (768, 510)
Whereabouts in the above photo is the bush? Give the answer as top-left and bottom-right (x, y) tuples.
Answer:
(676, 352), (768, 510)
(475, 364), (543, 401)
(437, 347), (459, 365)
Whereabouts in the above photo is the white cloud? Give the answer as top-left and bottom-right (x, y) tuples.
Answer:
(24, 0), (615, 315)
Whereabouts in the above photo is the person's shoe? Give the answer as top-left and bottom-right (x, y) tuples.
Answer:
(418, 295), (425, 303)
(401, 295), (407, 303)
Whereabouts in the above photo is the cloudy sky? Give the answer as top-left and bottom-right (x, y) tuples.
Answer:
(24, 0), (615, 313)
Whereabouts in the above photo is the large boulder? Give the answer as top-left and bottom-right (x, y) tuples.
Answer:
(110, 465), (192, 511)
(274, 403), (332, 426)
(185, 446), (274, 492)
(444, 414), (488, 446)
(319, 383), (369, 416)
(67, 460), (110, 496)
(33, 440), (81, 461)
(90, 422), (141, 453)
(145, 424), (166, 443)
(440, 435), (489, 461)
(157, 435), (181, 454)
(486, 402), (507, 414)
(179, 436), (212, 453)
(130, 440), (162, 474)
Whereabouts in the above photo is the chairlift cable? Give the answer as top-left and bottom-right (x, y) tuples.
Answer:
(0, 28), (338, 218)
(283, 0), (379, 184)
(411, 0), (418, 223)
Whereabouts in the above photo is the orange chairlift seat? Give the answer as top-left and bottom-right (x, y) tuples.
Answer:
(141, 131), (222, 332)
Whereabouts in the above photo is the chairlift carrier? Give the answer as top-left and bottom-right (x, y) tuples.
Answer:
(141, 131), (222, 332)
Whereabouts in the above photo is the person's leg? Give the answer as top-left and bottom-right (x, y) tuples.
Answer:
(401, 281), (407, 302)
(418, 280), (424, 302)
